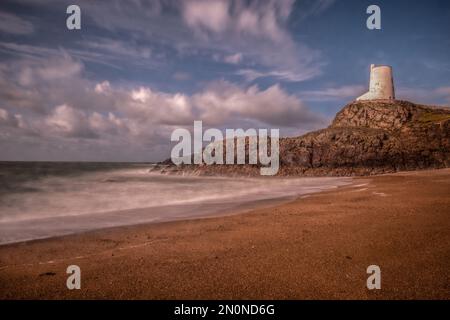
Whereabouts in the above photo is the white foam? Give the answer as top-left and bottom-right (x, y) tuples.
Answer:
(0, 169), (353, 244)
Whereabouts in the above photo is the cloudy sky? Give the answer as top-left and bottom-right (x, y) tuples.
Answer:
(0, 0), (449, 161)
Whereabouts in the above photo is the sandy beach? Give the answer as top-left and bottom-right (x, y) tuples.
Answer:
(0, 169), (449, 300)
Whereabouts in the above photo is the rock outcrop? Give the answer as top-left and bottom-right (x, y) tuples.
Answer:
(155, 100), (450, 176)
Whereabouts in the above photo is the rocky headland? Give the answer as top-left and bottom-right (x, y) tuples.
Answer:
(154, 100), (450, 176)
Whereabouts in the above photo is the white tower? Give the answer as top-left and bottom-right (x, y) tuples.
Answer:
(357, 64), (395, 101)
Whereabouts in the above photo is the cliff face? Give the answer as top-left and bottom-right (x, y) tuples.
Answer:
(278, 100), (450, 176)
(157, 100), (450, 176)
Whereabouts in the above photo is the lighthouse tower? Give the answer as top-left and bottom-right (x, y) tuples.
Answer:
(357, 64), (395, 101)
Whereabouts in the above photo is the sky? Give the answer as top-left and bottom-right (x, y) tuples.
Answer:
(0, 0), (449, 162)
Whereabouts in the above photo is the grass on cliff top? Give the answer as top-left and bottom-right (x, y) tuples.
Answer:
(418, 112), (450, 123)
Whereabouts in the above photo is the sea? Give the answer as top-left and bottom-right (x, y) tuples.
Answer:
(0, 162), (352, 244)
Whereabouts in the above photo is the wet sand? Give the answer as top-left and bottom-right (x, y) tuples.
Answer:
(0, 169), (449, 299)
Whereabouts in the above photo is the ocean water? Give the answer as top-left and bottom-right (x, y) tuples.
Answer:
(0, 162), (352, 244)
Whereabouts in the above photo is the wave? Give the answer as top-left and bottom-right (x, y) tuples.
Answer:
(0, 163), (352, 244)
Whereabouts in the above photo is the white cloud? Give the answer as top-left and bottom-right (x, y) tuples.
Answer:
(224, 53), (243, 64)
(89, 112), (126, 136)
(0, 1), (340, 161)
(45, 104), (97, 138)
(183, 0), (230, 33)
(179, 0), (322, 81)
(182, 0), (294, 42)
(95, 81), (111, 94)
(35, 54), (83, 81)
(192, 81), (326, 127)
(0, 108), (21, 129)
(0, 108), (8, 121)
(0, 50), (328, 160)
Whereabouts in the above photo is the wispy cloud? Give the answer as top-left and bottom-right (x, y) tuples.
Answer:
(0, 40), (158, 71)
(295, 0), (337, 19)
(300, 85), (366, 101)
(397, 86), (450, 105)
(236, 67), (323, 83)
(2, 1), (328, 83)
(74, 0), (326, 82)
(0, 11), (34, 35)
(81, 38), (152, 60)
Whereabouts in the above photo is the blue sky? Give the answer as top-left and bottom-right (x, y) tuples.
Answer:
(0, 0), (449, 161)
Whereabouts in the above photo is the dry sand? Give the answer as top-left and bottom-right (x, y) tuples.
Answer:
(0, 169), (449, 299)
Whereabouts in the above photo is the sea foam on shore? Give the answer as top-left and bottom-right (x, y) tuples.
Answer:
(0, 162), (352, 244)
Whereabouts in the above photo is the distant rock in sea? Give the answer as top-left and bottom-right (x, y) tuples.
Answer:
(154, 100), (450, 176)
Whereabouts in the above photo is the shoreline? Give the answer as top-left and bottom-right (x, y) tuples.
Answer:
(0, 169), (449, 299)
(0, 175), (353, 246)
(0, 194), (301, 247)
